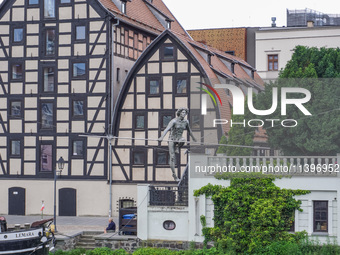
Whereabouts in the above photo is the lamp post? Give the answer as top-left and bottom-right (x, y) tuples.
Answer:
(53, 156), (65, 232)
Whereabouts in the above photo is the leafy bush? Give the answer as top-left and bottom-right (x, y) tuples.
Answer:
(133, 248), (177, 255)
(50, 248), (86, 255)
(194, 175), (310, 253)
(133, 247), (221, 255)
(85, 248), (128, 255)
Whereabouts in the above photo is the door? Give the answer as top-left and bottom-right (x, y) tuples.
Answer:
(8, 187), (25, 215)
(59, 188), (76, 216)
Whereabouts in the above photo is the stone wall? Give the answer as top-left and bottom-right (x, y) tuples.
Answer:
(56, 233), (209, 252)
(55, 233), (82, 251)
(95, 235), (207, 253)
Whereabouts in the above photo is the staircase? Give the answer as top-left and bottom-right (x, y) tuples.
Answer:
(75, 231), (101, 250)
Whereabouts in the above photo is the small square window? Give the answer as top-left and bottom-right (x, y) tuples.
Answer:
(60, 0), (70, 3)
(135, 115), (145, 129)
(176, 79), (187, 94)
(76, 25), (86, 40)
(43, 67), (54, 92)
(11, 140), (21, 156)
(164, 46), (174, 59)
(192, 115), (200, 129)
(149, 80), (160, 95)
(29, 0), (39, 4)
(73, 100), (84, 117)
(11, 101), (22, 117)
(13, 28), (23, 43)
(157, 151), (169, 165)
(133, 151), (145, 165)
(162, 115), (172, 128)
(73, 63), (86, 78)
(12, 64), (23, 80)
(73, 140), (83, 156)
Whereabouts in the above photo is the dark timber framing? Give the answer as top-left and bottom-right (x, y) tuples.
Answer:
(112, 30), (220, 184)
(0, 0), (116, 180)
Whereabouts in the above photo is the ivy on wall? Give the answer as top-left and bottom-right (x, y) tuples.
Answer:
(194, 173), (310, 253)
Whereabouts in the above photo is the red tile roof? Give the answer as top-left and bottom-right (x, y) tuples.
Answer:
(98, 0), (187, 36)
(171, 30), (264, 135)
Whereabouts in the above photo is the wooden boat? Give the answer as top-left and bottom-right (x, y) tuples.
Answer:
(0, 217), (55, 255)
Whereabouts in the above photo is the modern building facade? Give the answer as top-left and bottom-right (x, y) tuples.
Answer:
(255, 25), (340, 81)
(138, 153), (340, 244)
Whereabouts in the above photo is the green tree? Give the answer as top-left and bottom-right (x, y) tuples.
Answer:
(217, 98), (254, 156)
(194, 174), (310, 253)
(255, 46), (340, 155)
(216, 135), (228, 154)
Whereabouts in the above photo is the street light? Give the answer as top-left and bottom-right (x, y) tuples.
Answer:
(53, 156), (65, 232)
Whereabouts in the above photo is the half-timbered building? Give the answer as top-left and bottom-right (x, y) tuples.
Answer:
(0, 0), (263, 217)
(112, 29), (264, 213)
(0, 0), (187, 216)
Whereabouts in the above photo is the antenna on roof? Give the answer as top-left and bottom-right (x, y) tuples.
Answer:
(271, 17), (277, 27)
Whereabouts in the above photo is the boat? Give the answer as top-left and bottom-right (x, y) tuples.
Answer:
(0, 216), (55, 255)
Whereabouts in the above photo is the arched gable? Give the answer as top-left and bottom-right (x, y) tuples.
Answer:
(111, 30), (220, 183)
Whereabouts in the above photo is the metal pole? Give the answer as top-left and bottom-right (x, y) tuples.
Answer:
(109, 138), (112, 218)
(53, 168), (57, 232)
(108, 19), (119, 218)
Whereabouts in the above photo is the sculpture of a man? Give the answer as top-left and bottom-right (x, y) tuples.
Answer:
(159, 108), (197, 181)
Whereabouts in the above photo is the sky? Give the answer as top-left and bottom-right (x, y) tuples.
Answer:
(163, 0), (340, 30)
(0, 0), (337, 28)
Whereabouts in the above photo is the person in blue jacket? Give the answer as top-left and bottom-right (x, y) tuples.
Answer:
(104, 218), (116, 233)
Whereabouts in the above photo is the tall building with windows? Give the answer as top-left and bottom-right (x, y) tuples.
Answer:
(0, 0), (263, 217)
(112, 29), (264, 192)
(0, 0), (187, 216)
(255, 25), (340, 81)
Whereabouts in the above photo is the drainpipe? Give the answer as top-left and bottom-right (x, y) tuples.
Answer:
(109, 18), (120, 218)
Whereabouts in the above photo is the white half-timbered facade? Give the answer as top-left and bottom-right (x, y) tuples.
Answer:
(0, 0), (262, 217)
(111, 30), (264, 210)
(0, 0), (187, 216)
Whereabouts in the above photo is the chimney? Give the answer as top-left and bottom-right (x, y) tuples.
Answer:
(307, 20), (314, 27)
(271, 17), (277, 27)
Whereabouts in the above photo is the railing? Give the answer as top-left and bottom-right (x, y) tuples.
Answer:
(149, 186), (188, 206)
(206, 156), (339, 176)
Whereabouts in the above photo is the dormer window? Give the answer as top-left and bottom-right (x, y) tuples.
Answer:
(121, 1), (126, 14)
(166, 20), (171, 29)
(231, 63), (235, 73)
(208, 54), (212, 66)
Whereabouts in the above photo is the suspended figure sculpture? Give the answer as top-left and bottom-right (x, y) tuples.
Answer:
(159, 108), (197, 181)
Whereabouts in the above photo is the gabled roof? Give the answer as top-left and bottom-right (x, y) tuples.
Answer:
(0, 0), (187, 37)
(113, 29), (264, 135)
(171, 30), (264, 89)
(98, 0), (188, 36)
